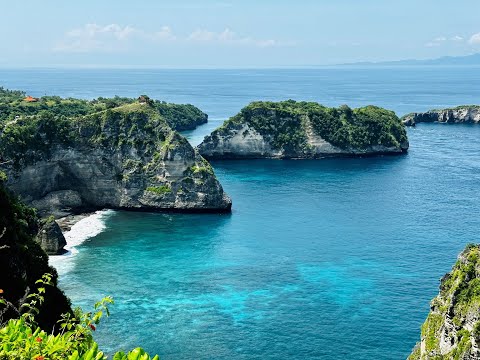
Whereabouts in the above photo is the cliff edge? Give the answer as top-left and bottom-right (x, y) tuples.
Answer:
(402, 106), (480, 126)
(409, 244), (480, 359)
(0, 103), (231, 217)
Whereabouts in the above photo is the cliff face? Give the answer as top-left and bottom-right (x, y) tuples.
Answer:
(0, 175), (71, 331)
(0, 103), (231, 217)
(402, 106), (480, 126)
(197, 101), (409, 159)
(409, 244), (480, 360)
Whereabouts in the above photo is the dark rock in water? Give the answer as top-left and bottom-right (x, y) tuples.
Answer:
(198, 101), (409, 159)
(402, 106), (480, 126)
(35, 218), (67, 255)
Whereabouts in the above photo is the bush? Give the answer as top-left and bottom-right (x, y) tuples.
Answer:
(0, 274), (158, 360)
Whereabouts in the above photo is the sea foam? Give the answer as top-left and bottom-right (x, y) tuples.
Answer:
(49, 210), (114, 275)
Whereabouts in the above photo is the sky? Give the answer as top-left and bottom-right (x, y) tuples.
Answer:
(1, 0), (480, 68)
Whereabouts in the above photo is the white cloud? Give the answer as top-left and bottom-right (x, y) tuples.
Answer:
(151, 26), (177, 41)
(187, 27), (282, 47)
(55, 23), (142, 53)
(188, 29), (217, 42)
(469, 33), (480, 45)
(425, 34), (465, 48)
(54, 24), (290, 53)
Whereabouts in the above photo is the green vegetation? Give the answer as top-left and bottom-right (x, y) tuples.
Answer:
(0, 111), (74, 166)
(429, 104), (480, 112)
(216, 100), (408, 152)
(155, 102), (207, 131)
(409, 244), (480, 359)
(318, 104), (407, 149)
(0, 103), (169, 167)
(421, 313), (443, 353)
(0, 87), (207, 131)
(0, 174), (71, 332)
(146, 185), (172, 195)
(186, 157), (215, 176)
(0, 274), (158, 360)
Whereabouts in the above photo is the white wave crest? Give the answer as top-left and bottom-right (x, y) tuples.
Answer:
(49, 210), (114, 275)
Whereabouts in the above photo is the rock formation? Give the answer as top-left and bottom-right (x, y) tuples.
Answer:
(402, 106), (480, 126)
(0, 103), (231, 217)
(409, 244), (480, 359)
(198, 101), (409, 159)
(35, 217), (67, 255)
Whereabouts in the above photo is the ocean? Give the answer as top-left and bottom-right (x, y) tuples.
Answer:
(3, 67), (480, 359)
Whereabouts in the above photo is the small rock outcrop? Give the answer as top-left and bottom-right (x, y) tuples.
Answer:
(0, 103), (231, 217)
(197, 101), (409, 159)
(35, 217), (67, 255)
(402, 106), (480, 126)
(409, 244), (480, 360)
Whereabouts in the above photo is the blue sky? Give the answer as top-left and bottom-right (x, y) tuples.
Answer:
(1, 0), (480, 67)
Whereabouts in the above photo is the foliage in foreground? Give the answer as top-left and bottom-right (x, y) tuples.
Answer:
(0, 172), (71, 331)
(0, 274), (158, 360)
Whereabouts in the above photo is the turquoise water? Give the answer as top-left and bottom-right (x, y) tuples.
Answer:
(3, 68), (480, 359)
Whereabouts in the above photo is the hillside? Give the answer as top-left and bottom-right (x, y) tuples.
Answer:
(0, 172), (71, 331)
(0, 87), (207, 131)
(409, 244), (480, 359)
(198, 100), (409, 159)
(0, 102), (231, 216)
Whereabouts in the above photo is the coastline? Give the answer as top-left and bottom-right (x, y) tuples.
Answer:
(56, 212), (96, 232)
(49, 210), (114, 275)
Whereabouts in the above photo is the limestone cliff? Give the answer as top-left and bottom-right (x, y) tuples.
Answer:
(402, 106), (480, 126)
(0, 103), (231, 217)
(197, 101), (409, 159)
(409, 244), (480, 360)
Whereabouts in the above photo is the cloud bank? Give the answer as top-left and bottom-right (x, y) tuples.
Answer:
(54, 23), (288, 53)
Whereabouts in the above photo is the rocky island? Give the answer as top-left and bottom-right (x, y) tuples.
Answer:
(197, 100), (409, 159)
(0, 96), (231, 218)
(409, 244), (480, 359)
(402, 105), (480, 126)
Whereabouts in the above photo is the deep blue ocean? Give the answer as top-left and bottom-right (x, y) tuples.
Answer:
(2, 67), (480, 359)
